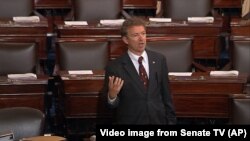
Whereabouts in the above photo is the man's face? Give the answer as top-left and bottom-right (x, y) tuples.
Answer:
(122, 25), (146, 56)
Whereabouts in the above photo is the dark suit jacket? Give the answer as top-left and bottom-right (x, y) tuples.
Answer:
(104, 50), (176, 125)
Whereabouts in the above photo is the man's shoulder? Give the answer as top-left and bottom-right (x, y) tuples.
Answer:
(146, 49), (165, 59)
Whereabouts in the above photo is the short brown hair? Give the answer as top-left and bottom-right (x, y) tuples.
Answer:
(121, 17), (146, 37)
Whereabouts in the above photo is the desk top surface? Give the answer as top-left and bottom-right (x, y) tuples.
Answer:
(231, 18), (250, 27)
(230, 18), (250, 36)
(0, 75), (49, 85)
(56, 19), (223, 29)
(0, 19), (48, 28)
(58, 70), (248, 84)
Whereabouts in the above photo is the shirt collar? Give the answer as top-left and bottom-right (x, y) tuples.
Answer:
(127, 50), (147, 63)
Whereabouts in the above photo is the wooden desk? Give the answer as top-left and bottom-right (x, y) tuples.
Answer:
(56, 71), (247, 135)
(123, 0), (157, 9)
(170, 73), (247, 118)
(35, 0), (72, 9)
(57, 71), (109, 118)
(56, 70), (110, 136)
(231, 18), (250, 36)
(147, 20), (223, 60)
(213, 0), (242, 8)
(35, 0), (243, 10)
(0, 19), (48, 59)
(0, 76), (48, 112)
(56, 23), (121, 38)
(56, 19), (223, 60)
(34, 0), (71, 34)
(58, 71), (247, 119)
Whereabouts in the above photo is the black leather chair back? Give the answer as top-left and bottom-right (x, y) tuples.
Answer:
(231, 38), (250, 94)
(230, 94), (250, 124)
(57, 39), (109, 70)
(0, 0), (34, 18)
(232, 40), (250, 77)
(0, 42), (38, 75)
(146, 37), (193, 72)
(0, 107), (44, 141)
(162, 0), (212, 20)
(72, 0), (122, 22)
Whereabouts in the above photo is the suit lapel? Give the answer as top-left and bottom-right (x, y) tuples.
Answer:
(147, 50), (158, 93)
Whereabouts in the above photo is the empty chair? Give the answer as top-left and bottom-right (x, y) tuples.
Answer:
(0, 41), (40, 75)
(69, 0), (129, 22)
(229, 94), (250, 124)
(224, 37), (250, 93)
(0, 107), (44, 141)
(0, 0), (34, 18)
(55, 38), (109, 72)
(233, 38), (250, 93)
(161, 0), (213, 20)
(231, 40), (250, 74)
(146, 36), (207, 72)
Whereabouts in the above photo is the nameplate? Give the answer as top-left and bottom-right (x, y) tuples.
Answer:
(187, 17), (214, 23)
(8, 73), (37, 80)
(13, 16), (40, 23)
(210, 70), (239, 77)
(169, 72), (192, 76)
(64, 21), (88, 26)
(149, 18), (172, 23)
(100, 19), (125, 26)
(68, 70), (93, 75)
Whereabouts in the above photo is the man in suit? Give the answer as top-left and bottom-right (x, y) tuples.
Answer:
(103, 17), (176, 125)
(242, 0), (250, 19)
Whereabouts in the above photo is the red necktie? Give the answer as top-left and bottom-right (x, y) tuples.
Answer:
(138, 56), (148, 88)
